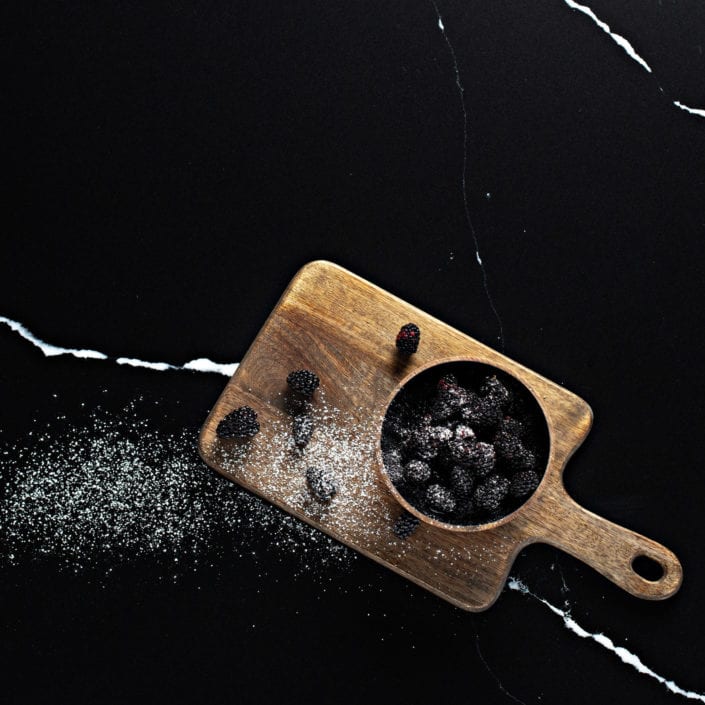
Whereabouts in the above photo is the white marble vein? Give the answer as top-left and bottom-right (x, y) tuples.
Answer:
(674, 101), (705, 118)
(0, 316), (238, 377)
(563, 1), (705, 120)
(508, 577), (705, 702)
(431, 2), (505, 349)
(563, 0), (652, 73)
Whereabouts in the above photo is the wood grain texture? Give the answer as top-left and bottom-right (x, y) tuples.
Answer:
(198, 260), (682, 611)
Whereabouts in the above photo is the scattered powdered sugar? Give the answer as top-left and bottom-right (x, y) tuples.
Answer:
(0, 405), (354, 577)
(205, 396), (399, 555)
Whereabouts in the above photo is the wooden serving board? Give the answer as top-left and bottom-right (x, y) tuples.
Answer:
(198, 260), (682, 611)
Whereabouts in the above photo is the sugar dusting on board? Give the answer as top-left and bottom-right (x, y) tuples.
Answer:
(0, 403), (353, 577)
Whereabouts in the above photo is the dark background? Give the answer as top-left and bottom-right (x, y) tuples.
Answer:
(3, 2), (705, 703)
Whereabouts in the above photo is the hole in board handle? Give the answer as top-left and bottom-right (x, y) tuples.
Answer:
(631, 554), (665, 582)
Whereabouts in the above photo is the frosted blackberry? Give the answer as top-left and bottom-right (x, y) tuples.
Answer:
(474, 474), (510, 512)
(292, 414), (313, 449)
(411, 425), (450, 460)
(460, 397), (502, 432)
(425, 484), (456, 514)
(393, 511), (420, 539)
(449, 465), (474, 502)
(216, 406), (260, 439)
(305, 466), (338, 502)
(464, 441), (496, 477)
(498, 416), (525, 438)
(396, 323), (420, 354)
(510, 469), (540, 498)
(404, 459), (432, 484)
(494, 430), (536, 471)
(287, 369), (320, 397)
(382, 448), (404, 485)
(480, 375), (512, 410)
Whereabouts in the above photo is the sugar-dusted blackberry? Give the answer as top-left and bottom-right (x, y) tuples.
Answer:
(292, 414), (313, 449)
(431, 381), (475, 421)
(305, 466), (338, 502)
(460, 397), (502, 432)
(404, 459), (432, 485)
(454, 440), (496, 477)
(216, 406), (260, 439)
(449, 465), (474, 502)
(509, 469), (540, 498)
(480, 375), (512, 411)
(384, 413), (413, 443)
(396, 323), (420, 354)
(425, 484), (456, 514)
(411, 424), (450, 460)
(474, 474), (510, 512)
(448, 437), (475, 465)
(382, 448), (404, 485)
(494, 430), (536, 471)
(454, 424), (476, 442)
(498, 415), (525, 438)
(287, 369), (320, 397)
(393, 511), (420, 539)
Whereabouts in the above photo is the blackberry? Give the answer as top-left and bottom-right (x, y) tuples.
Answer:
(510, 469), (540, 498)
(287, 369), (320, 397)
(305, 466), (338, 502)
(396, 323), (420, 354)
(460, 397), (502, 432)
(498, 416), (525, 438)
(480, 375), (512, 411)
(410, 425), (449, 460)
(449, 465), (474, 502)
(425, 484), (456, 514)
(474, 474), (510, 512)
(494, 430), (536, 471)
(216, 406), (260, 439)
(382, 448), (404, 485)
(404, 459), (432, 484)
(393, 511), (420, 539)
(292, 414), (313, 449)
(448, 437), (476, 465)
(459, 440), (496, 477)
(431, 381), (474, 421)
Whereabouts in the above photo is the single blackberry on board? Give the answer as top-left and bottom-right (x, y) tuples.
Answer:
(396, 323), (421, 354)
(510, 469), (540, 498)
(216, 406), (260, 439)
(292, 414), (313, 449)
(287, 369), (320, 397)
(425, 484), (456, 515)
(305, 466), (338, 502)
(474, 474), (510, 512)
(393, 511), (420, 539)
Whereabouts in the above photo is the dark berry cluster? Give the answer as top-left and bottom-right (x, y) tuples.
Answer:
(382, 368), (545, 525)
(216, 406), (260, 439)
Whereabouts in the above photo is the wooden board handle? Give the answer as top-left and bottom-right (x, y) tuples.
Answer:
(531, 491), (683, 600)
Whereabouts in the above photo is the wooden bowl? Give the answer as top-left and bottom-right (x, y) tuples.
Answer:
(199, 260), (682, 610)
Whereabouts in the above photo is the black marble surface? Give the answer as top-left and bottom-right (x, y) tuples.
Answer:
(3, 2), (705, 703)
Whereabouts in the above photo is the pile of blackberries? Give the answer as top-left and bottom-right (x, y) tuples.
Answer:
(382, 364), (548, 526)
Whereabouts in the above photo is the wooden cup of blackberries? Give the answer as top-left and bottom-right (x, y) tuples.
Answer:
(381, 361), (550, 531)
